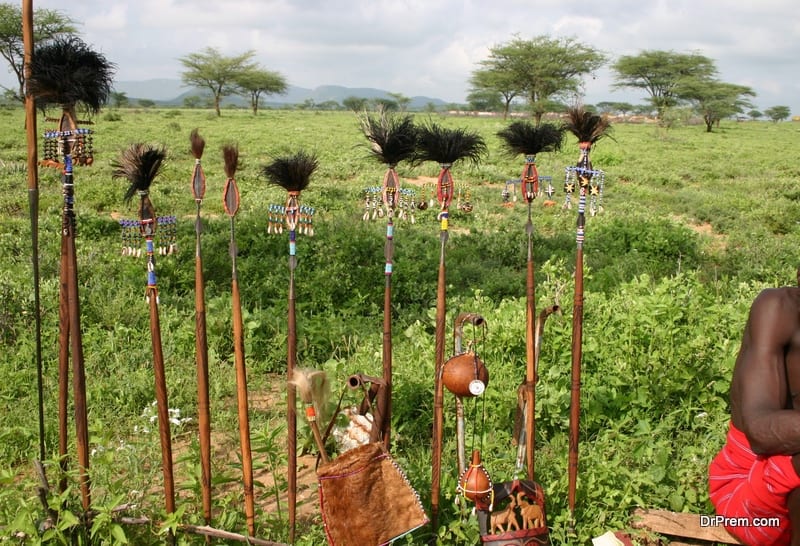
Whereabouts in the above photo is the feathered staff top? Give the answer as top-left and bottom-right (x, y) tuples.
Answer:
(262, 151), (319, 193)
(413, 122), (486, 167)
(563, 107), (612, 148)
(563, 107), (613, 173)
(413, 122), (485, 209)
(497, 121), (564, 158)
(112, 143), (167, 234)
(28, 36), (115, 122)
(359, 109), (417, 168)
(497, 121), (564, 202)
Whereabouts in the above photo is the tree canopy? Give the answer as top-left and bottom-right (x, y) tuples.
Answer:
(677, 79), (755, 131)
(0, 2), (77, 102)
(471, 35), (606, 124)
(235, 67), (287, 115)
(764, 105), (791, 123)
(179, 47), (258, 116)
(611, 50), (717, 120)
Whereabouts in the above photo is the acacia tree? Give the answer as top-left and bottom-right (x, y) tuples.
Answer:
(343, 96), (368, 112)
(612, 50), (717, 120)
(473, 35), (605, 124)
(179, 47), (258, 116)
(0, 2), (77, 102)
(677, 79), (755, 132)
(764, 105), (791, 123)
(235, 67), (287, 115)
(469, 64), (519, 119)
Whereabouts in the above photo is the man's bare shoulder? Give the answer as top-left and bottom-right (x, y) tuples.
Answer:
(747, 287), (800, 333)
(752, 286), (800, 308)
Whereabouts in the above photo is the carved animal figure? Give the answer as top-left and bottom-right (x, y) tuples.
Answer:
(516, 492), (544, 529)
(490, 494), (519, 535)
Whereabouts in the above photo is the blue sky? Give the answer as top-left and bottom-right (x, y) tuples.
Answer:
(6, 0), (799, 113)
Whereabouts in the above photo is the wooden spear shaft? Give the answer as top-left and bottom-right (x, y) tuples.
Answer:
(148, 282), (176, 516)
(135, 202), (176, 519)
(430, 165), (452, 535)
(524, 199), (537, 481)
(62, 152), (91, 512)
(568, 185), (587, 534)
(286, 200), (299, 545)
(223, 168), (255, 537)
(190, 136), (213, 528)
(58, 236), (69, 493)
(231, 245), (255, 536)
(22, 0), (45, 465)
(194, 198), (212, 528)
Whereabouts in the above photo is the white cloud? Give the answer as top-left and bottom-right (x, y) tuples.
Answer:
(1, 0), (796, 112)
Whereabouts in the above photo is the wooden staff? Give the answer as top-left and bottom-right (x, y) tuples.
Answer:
(523, 158), (538, 481)
(358, 110), (417, 449)
(190, 129), (213, 528)
(62, 125), (91, 512)
(430, 164), (451, 533)
(22, 0), (45, 466)
(495, 121), (564, 481)
(113, 143), (175, 518)
(28, 35), (114, 514)
(222, 144), (255, 537)
(568, 176), (586, 533)
(562, 107), (612, 533)
(414, 122), (485, 536)
(262, 152), (318, 545)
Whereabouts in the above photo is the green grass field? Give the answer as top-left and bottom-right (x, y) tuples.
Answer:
(1, 106), (799, 544)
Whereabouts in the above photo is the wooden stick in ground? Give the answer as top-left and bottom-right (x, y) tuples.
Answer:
(429, 165), (451, 534)
(22, 0), (45, 467)
(562, 107), (612, 534)
(190, 129), (213, 529)
(222, 144), (256, 537)
(27, 33), (115, 520)
(262, 151), (318, 545)
(62, 136), (91, 513)
(113, 143), (175, 521)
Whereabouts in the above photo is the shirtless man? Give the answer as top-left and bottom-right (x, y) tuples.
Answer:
(709, 287), (800, 546)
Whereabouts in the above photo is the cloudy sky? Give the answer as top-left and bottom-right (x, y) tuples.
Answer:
(7, 0), (800, 113)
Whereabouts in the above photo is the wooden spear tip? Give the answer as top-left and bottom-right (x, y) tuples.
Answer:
(222, 143), (239, 179)
(190, 128), (206, 160)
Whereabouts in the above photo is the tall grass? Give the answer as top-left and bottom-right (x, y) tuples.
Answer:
(1, 107), (799, 544)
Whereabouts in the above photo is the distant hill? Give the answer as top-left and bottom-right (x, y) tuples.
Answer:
(112, 79), (450, 110)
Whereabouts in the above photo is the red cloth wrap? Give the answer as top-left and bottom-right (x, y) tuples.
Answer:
(709, 422), (800, 545)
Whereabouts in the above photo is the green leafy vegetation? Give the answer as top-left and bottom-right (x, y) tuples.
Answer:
(1, 107), (799, 544)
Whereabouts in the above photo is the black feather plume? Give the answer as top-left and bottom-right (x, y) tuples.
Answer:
(414, 121), (486, 166)
(112, 143), (167, 204)
(28, 36), (115, 113)
(563, 107), (613, 145)
(497, 121), (564, 157)
(262, 151), (318, 193)
(358, 109), (417, 166)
